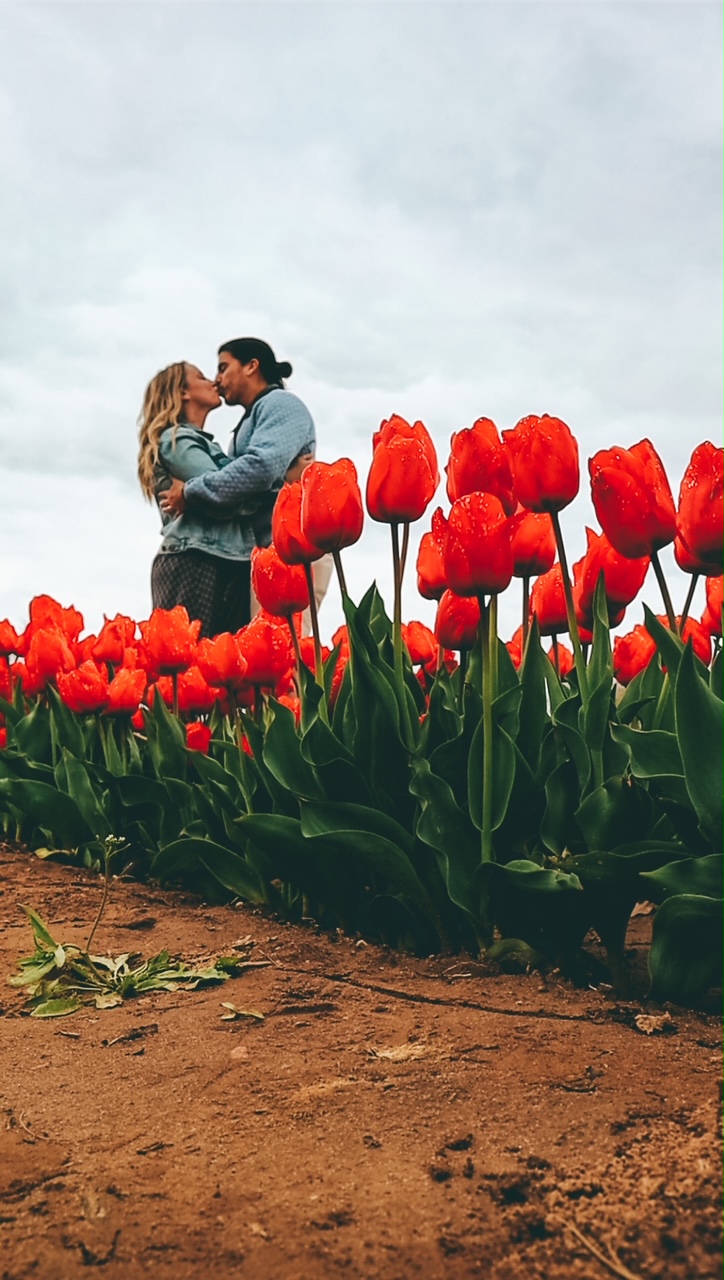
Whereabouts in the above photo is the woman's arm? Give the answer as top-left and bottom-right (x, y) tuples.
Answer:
(157, 431), (255, 519)
(178, 394), (315, 512)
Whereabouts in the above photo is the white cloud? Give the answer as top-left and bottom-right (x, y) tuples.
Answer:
(0, 1), (720, 646)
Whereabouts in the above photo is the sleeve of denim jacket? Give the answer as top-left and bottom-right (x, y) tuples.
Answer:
(183, 392), (316, 511)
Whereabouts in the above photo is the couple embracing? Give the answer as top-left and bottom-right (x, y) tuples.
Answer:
(137, 338), (329, 637)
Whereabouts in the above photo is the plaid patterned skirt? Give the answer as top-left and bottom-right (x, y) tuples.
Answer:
(151, 551), (251, 637)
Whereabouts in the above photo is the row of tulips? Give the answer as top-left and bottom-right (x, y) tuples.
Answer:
(0, 413), (721, 1006)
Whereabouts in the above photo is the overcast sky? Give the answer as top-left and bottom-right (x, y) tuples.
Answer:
(1, 1), (721, 645)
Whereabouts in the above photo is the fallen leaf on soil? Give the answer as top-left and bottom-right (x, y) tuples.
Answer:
(368, 1043), (426, 1061)
(30, 997), (82, 1018)
(634, 1012), (676, 1036)
(220, 1002), (264, 1021)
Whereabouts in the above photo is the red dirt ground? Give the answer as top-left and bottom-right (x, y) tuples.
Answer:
(1, 846), (721, 1280)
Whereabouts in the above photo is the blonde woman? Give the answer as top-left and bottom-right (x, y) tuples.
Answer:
(138, 361), (259, 637)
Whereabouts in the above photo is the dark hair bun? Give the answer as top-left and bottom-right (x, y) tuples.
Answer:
(277, 360), (292, 379)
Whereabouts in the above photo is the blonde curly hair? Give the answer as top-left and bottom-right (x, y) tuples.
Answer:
(137, 361), (188, 500)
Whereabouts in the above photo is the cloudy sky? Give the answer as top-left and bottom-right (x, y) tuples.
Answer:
(1, 1), (721, 644)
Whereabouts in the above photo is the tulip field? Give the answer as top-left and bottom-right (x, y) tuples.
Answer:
(1, 416), (722, 1008)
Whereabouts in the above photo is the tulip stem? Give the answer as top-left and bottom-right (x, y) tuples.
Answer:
(400, 522), (410, 582)
(478, 596), (494, 866)
(391, 523), (404, 683)
(551, 634), (560, 678)
(477, 595), (495, 948)
(679, 573), (699, 636)
(651, 549), (678, 633)
(551, 512), (589, 705)
(287, 618), (304, 695)
(332, 550), (348, 599)
(489, 593), (499, 702)
(303, 562), (328, 723)
(522, 576), (530, 645)
(171, 672), (179, 719)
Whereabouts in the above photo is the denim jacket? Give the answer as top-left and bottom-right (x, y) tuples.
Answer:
(154, 425), (256, 560)
(184, 388), (316, 547)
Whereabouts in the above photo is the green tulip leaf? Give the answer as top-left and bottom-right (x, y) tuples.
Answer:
(146, 691), (188, 782)
(58, 749), (113, 839)
(516, 617), (548, 772)
(641, 853), (723, 901)
(575, 776), (654, 852)
(610, 723), (683, 779)
(262, 701), (325, 801)
(648, 894), (723, 1004)
(410, 756), (480, 918)
(46, 684), (87, 759)
(0, 778), (92, 849)
(674, 643), (723, 847)
(12, 699), (53, 763)
(540, 759), (585, 856)
(299, 799), (415, 855)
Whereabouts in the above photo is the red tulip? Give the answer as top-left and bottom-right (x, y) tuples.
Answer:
(120, 644), (149, 674)
(0, 621), (24, 657)
(529, 565), (568, 636)
(140, 606), (200, 674)
(663, 615), (711, 667)
(186, 722), (212, 754)
(28, 595), (84, 644)
(445, 417), (516, 514)
(26, 627), (76, 685)
(251, 545), (310, 617)
(176, 666), (217, 714)
(434, 590), (481, 650)
(300, 458), (364, 553)
(702, 577), (723, 637)
(674, 536), (715, 577)
(0, 726), (6, 750)
(502, 415), (579, 513)
(236, 614), (295, 688)
(442, 493), (514, 597)
(105, 666), (147, 716)
(297, 635), (331, 673)
(549, 641), (574, 678)
(11, 660), (46, 698)
(506, 626), (524, 670)
(613, 625), (657, 686)
(277, 693), (302, 723)
(508, 510), (556, 578)
(416, 508), (448, 601)
(0, 658), (12, 702)
(56, 661), (110, 714)
(92, 614), (137, 665)
(588, 439), (677, 559)
(329, 643), (350, 706)
(76, 635), (98, 663)
(196, 633), (248, 689)
(401, 621), (438, 667)
(149, 668), (215, 714)
(573, 527), (649, 628)
(676, 442), (723, 575)
(366, 414), (439, 524)
(272, 482), (324, 565)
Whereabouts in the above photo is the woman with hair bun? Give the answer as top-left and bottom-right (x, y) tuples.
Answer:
(159, 337), (319, 626)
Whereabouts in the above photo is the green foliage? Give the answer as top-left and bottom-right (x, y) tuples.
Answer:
(648, 895), (723, 1005)
(9, 905), (260, 1016)
(0, 577), (720, 1007)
